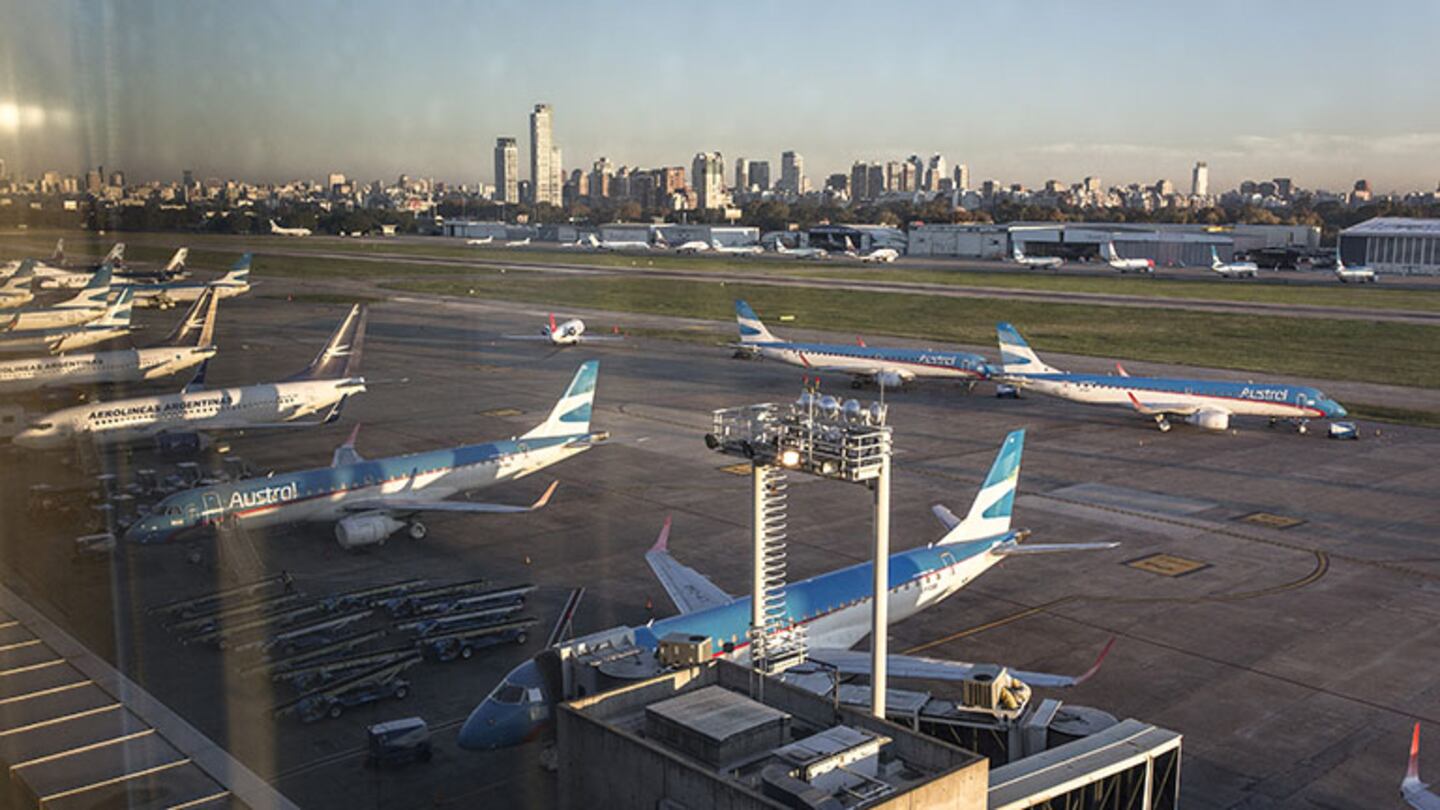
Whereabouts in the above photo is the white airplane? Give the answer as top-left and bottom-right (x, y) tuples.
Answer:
(1100, 242), (1155, 274)
(111, 247), (190, 284)
(1010, 244), (1063, 270)
(673, 239), (711, 254)
(709, 239), (764, 256)
(3, 240), (92, 290)
(0, 288), (217, 394)
(856, 247), (899, 263)
(124, 361), (603, 549)
(0, 288), (134, 356)
(1334, 255), (1377, 284)
(505, 236), (531, 247)
(585, 233), (654, 251)
(270, 219), (312, 237)
(1405, 723), (1440, 810)
(457, 428), (1118, 749)
(504, 314), (624, 347)
(775, 239), (828, 260)
(13, 305), (367, 450)
(129, 253), (252, 309)
(1, 265), (113, 330)
(1209, 247), (1258, 279)
(0, 260), (38, 306)
(465, 236), (495, 246)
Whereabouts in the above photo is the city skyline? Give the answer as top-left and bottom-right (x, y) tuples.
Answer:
(2, 1), (1440, 191)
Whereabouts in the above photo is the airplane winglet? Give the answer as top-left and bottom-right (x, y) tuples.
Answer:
(1074, 637), (1117, 685)
(548, 313), (557, 332)
(856, 336), (867, 347)
(1410, 722), (1422, 783)
(650, 516), (672, 553)
(343, 422), (361, 447)
(1115, 362), (1130, 377)
(533, 480), (560, 510)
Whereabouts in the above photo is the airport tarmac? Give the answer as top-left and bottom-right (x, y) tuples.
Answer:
(1, 283), (1438, 808)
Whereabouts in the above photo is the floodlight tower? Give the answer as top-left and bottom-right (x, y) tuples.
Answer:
(706, 388), (894, 716)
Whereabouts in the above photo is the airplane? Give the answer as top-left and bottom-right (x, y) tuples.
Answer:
(13, 304), (366, 450)
(0, 288), (217, 394)
(1334, 255), (1377, 284)
(673, 239), (711, 254)
(0, 287), (134, 356)
(504, 314), (624, 347)
(1010, 243), (1063, 270)
(1100, 242), (1155, 274)
(855, 247), (899, 263)
(0, 264), (113, 330)
(112, 247), (190, 284)
(127, 253), (252, 309)
(1209, 247), (1258, 279)
(270, 219), (312, 237)
(124, 361), (604, 549)
(734, 300), (989, 389)
(584, 233), (654, 251)
(775, 239), (828, 260)
(3, 240), (92, 290)
(0, 260), (38, 306)
(457, 428), (1118, 749)
(709, 239), (764, 256)
(0, 238), (65, 275)
(465, 236), (495, 246)
(1404, 723), (1440, 810)
(994, 322), (1348, 433)
(505, 237), (532, 247)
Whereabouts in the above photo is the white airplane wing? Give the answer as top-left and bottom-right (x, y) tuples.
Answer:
(344, 480), (559, 515)
(644, 517), (733, 614)
(1125, 391), (1204, 417)
(806, 638), (1114, 688)
(578, 334), (625, 343)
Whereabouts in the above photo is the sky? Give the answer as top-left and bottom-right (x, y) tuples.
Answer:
(2, 0), (1439, 193)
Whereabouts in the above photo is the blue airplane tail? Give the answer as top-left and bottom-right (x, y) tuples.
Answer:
(523, 361), (599, 439)
(997, 322), (1060, 375)
(735, 299), (778, 344)
(938, 428), (1025, 544)
(220, 253), (252, 284)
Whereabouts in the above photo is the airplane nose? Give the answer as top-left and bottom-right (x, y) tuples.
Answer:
(457, 700), (507, 750)
(1329, 401), (1348, 418)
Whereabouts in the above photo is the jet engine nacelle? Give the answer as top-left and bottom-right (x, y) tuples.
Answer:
(875, 370), (907, 389)
(335, 514), (405, 549)
(1186, 410), (1231, 431)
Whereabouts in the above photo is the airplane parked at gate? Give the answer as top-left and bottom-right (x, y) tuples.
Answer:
(127, 253), (251, 309)
(13, 304), (366, 450)
(1209, 247), (1258, 279)
(270, 219), (312, 237)
(1, 264), (113, 329)
(1011, 244), (1064, 270)
(0, 288), (218, 394)
(994, 322), (1347, 433)
(457, 428), (1117, 749)
(124, 361), (605, 549)
(734, 299), (989, 389)
(0, 287), (133, 356)
(112, 247), (190, 284)
(1100, 242), (1155, 273)
(505, 314), (624, 347)
(1404, 724), (1440, 810)
(0, 260), (38, 306)
(1334, 255), (1377, 284)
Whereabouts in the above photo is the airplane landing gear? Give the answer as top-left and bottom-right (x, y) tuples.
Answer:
(1294, 419), (1309, 435)
(1155, 416), (1172, 433)
(407, 521), (427, 540)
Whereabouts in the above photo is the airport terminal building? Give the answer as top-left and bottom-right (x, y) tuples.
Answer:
(1339, 217), (1440, 275)
(907, 222), (1319, 267)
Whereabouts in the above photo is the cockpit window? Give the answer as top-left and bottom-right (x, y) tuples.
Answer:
(494, 684), (526, 705)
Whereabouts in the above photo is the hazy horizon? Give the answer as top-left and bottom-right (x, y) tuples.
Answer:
(3, 0), (1439, 193)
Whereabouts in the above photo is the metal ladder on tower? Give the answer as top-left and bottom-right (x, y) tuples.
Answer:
(750, 465), (807, 682)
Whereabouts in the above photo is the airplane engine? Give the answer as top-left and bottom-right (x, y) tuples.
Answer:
(335, 514), (405, 549)
(875, 370), (906, 389)
(1186, 410), (1230, 432)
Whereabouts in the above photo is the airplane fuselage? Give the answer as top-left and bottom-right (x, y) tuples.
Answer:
(748, 340), (989, 382)
(0, 323), (128, 355)
(0, 346), (215, 394)
(125, 433), (587, 543)
(2, 305), (104, 331)
(14, 377), (362, 449)
(1005, 372), (1337, 419)
(128, 281), (248, 308)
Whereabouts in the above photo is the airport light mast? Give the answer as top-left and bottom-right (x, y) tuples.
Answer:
(706, 386), (893, 716)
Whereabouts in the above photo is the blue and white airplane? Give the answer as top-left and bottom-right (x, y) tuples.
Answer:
(995, 322), (1348, 433)
(126, 253), (252, 309)
(458, 428), (1117, 750)
(1, 264), (114, 330)
(124, 361), (604, 549)
(734, 300), (990, 389)
(0, 287), (133, 356)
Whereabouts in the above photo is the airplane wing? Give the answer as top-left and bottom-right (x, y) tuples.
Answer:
(501, 334), (555, 341)
(644, 517), (733, 614)
(344, 480), (559, 515)
(806, 638), (1114, 688)
(1125, 391), (1203, 417)
(577, 335), (625, 343)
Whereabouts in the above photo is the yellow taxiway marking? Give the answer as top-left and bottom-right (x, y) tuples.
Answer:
(1240, 512), (1306, 530)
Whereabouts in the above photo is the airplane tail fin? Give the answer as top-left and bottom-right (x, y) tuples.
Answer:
(51, 238), (64, 265)
(735, 299), (780, 344)
(218, 253), (252, 285)
(3, 259), (36, 290)
(104, 243), (125, 266)
(936, 429), (1025, 545)
(997, 323), (1061, 375)
(1100, 241), (1118, 261)
(160, 287), (219, 347)
(1210, 246), (1222, 268)
(63, 263), (111, 308)
(522, 361), (599, 440)
(165, 247), (189, 273)
(93, 287), (134, 328)
(289, 304), (366, 380)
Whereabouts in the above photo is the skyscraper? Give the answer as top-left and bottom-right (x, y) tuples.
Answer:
(850, 162), (870, 202)
(748, 161), (770, 191)
(780, 151), (804, 195)
(906, 155), (924, 193)
(953, 164), (969, 192)
(590, 156), (614, 199)
(1191, 162), (1208, 197)
(494, 137), (519, 203)
(692, 152), (725, 210)
(734, 158), (750, 192)
(925, 154), (947, 192)
(529, 104), (559, 206)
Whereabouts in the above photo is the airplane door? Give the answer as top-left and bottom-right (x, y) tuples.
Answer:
(200, 492), (223, 524)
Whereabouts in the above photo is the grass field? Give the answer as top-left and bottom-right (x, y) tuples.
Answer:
(386, 275), (1440, 389)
